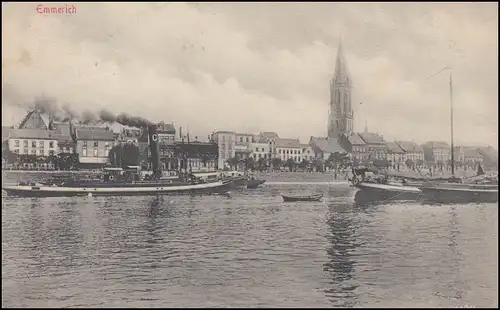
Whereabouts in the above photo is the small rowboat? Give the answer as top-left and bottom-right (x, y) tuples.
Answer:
(281, 193), (323, 202)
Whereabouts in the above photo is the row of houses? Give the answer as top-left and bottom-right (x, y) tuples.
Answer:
(210, 129), (497, 170)
(2, 109), (497, 171)
(2, 109), (219, 172)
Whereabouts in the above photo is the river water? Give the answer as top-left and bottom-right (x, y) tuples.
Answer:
(1, 174), (498, 307)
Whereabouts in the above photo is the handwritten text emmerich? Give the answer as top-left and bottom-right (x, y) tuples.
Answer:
(36, 4), (76, 15)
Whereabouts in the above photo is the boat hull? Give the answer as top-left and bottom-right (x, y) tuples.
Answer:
(2, 180), (232, 198)
(354, 182), (421, 203)
(247, 179), (266, 189)
(281, 194), (322, 202)
(419, 184), (498, 204)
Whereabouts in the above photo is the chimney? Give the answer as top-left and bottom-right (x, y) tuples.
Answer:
(147, 124), (162, 178)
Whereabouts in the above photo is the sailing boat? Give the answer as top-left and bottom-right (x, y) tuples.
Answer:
(419, 68), (498, 204)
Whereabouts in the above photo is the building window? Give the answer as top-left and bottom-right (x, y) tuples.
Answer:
(49, 150), (55, 156)
(255, 147), (258, 152)
(14, 140), (20, 147)
(93, 148), (98, 157)
(23, 140), (28, 147)
(13, 149), (19, 154)
(83, 141), (88, 147)
(23, 148), (28, 155)
(49, 141), (54, 148)
(94, 141), (99, 148)
(31, 149), (36, 155)
(82, 147), (87, 157)
(31, 141), (36, 148)
(240, 137), (243, 142)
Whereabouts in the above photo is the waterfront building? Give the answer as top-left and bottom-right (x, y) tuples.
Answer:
(74, 128), (114, 168)
(309, 136), (345, 161)
(258, 131), (279, 159)
(396, 141), (425, 166)
(339, 133), (366, 163)
(210, 131), (236, 169)
(249, 142), (270, 161)
(386, 142), (405, 168)
(176, 141), (218, 172)
(8, 129), (60, 157)
(422, 141), (451, 166)
(301, 144), (315, 162)
(454, 146), (484, 168)
(358, 132), (387, 160)
(275, 138), (303, 162)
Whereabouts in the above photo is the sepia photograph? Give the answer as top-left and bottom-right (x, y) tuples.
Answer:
(2, 2), (498, 308)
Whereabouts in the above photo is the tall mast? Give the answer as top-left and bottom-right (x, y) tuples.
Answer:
(449, 70), (455, 176)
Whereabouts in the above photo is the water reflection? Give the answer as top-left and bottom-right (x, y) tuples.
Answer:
(323, 202), (359, 307)
(435, 206), (467, 301)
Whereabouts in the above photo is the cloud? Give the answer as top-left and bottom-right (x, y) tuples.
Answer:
(2, 2), (497, 148)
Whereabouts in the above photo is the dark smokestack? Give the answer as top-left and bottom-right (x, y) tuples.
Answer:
(148, 125), (161, 178)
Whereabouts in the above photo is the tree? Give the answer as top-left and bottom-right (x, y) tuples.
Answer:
(55, 153), (79, 170)
(405, 158), (414, 169)
(327, 152), (350, 171)
(2, 148), (19, 165)
(109, 143), (140, 168)
(285, 158), (295, 171)
(373, 159), (389, 170)
(299, 159), (309, 170)
(312, 158), (324, 172)
(226, 156), (240, 170)
(271, 157), (282, 170)
(257, 157), (266, 171)
(243, 157), (256, 171)
(416, 159), (424, 167)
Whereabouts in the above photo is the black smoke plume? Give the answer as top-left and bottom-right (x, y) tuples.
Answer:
(61, 104), (77, 122)
(116, 113), (153, 128)
(99, 109), (116, 123)
(81, 110), (97, 125)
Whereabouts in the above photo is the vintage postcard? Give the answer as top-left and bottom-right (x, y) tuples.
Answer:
(2, 2), (497, 308)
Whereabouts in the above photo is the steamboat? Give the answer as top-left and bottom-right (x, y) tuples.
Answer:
(2, 125), (232, 197)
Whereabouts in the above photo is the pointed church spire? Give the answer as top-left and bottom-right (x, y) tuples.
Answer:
(334, 38), (349, 83)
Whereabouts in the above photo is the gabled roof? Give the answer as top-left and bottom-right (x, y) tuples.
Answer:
(310, 137), (346, 154)
(422, 141), (450, 149)
(8, 129), (64, 140)
(18, 110), (50, 129)
(478, 146), (498, 163)
(396, 141), (424, 153)
(386, 142), (404, 154)
(359, 132), (386, 145)
(157, 122), (176, 134)
(276, 138), (301, 147)
(76, 128), (115, 141)
(347, 133), (366, 145)
(51, 122), (72, 136)
(260, 132), (279, 139)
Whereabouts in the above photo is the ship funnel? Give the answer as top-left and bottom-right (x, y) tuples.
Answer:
(147, 125), (162, 178)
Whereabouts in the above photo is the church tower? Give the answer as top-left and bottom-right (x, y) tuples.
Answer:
(327, 39), (353, 139)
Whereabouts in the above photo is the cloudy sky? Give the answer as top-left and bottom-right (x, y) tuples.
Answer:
(2, 2), (498, 147)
